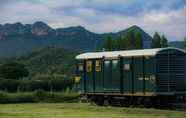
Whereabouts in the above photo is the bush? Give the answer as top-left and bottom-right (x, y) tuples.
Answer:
(8, 93), (36, 103)
(0, 91), (35, 103)
(0, 62), (29, 79)
(0, 79), (20, 92)
(34, 89), (47, 101)
(0, 91), (7, 103)
(0, 78), (74, 92)
(0, 91), (79, 103)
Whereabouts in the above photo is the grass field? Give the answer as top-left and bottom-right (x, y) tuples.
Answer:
(0, 103), (186, 118)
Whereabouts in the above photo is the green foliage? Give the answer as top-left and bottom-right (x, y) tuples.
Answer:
(103, 31), (143, 50)
(0, 91), (79, 103)
(32, 74), (53, 80)
(0, 91), (35, 103)
(0, 79), (19, 92)
(151, 32), (161, 48)
(152, 33), (169, 48)
(34, 89), (47, 100)
(103, 35), (114, 51)
(0, 62), (29, 80)
(16, 47), (78, 77)
(0, 78), (73, 92)
(160, 35), (168, 48)
(124, 31), (135, 49)
(115, 36), (123, 50)
(32, 74), (65, 80)
(184, 37), (186, 49)
(134, 32), (143, 49)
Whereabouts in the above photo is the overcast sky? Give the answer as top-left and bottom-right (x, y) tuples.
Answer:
(0, 0), (186, 41)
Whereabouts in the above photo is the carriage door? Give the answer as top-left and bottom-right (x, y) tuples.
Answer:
(123, 57), (133, 93)
(94, 60), (103, 92)
(75, 61), (84, 93)
(86, 60), (94, 92)
(104, 60), (112, 91)
(104, 59), (120, 92)
(133, 57), (144, 94)
(111, 59), (120, 92)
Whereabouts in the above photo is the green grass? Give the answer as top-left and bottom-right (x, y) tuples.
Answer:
(0, 103), (186, 118)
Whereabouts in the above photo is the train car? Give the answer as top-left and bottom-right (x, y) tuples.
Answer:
(75, 47), (186, 107)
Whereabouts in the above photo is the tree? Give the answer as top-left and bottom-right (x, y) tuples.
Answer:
(134, 32), (143, 49)
(0, 62), (29, 80)
(111, 38), (118, 51)
(103, 35), (113, 51)
(119, 38), (125, 50)
(184, 37), (186, 49)
(116, 35), (126, 50)
(124, 31), (135, 50)
(151, 32), (161, 48)
(160, 35), (168, 48)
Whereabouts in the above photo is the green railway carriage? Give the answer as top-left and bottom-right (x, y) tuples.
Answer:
(75, 48), (186, 106)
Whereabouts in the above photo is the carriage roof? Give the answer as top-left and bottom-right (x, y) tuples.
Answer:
(76, 47), (185, 60)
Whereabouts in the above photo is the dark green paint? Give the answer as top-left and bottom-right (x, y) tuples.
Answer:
(77, 48), (186, 96)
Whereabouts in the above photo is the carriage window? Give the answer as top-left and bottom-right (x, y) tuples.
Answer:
(112, 60), (118, 67)
(145, 56), (150, 59)
(86, 61), (92, 72)
(78, 64), (83, 71)
(96, 60), (101, 72)
(124, 64), (130, 70)
(104, 60), (110, 66)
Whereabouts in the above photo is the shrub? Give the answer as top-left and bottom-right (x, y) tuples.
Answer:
(8, 93), (36, 103)
(0, 91), (7, 103)
(0, 62), (29, 79)
(0, 92), (36, 103)
(34, 89), (47, 101)
(0, 78), (74, 92)
(0, 79), (20, 92)
(0, 91), (79, 103)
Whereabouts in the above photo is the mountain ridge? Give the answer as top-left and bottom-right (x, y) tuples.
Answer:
(0, 21), (153, 57)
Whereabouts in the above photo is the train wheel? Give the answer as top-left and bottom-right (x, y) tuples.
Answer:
(121, 97), (130, 107)
(94, 96), (104, 106)
(143, 97), (152, 108)
(137, 97), (144, 107)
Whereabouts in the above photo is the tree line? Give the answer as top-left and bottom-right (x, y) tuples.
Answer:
(103, 31), (143, 51)
(103, 32), (168, 51)
(184, 37), (186, 49)
(0, 62), (74, 92)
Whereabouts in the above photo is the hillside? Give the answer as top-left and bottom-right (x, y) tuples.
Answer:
(116, 25), (152, 48)
(15, 47), (79, 77)
(169, 41), (184, 49)
(0, 22), (152, 57)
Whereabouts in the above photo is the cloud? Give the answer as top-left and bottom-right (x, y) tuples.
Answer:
(84, 6), (186, 40)
(0, 1), (50, 23)
(0, 0), (186, 41)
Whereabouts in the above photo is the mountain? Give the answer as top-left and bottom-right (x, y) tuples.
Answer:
(0, 21), (152, 57)
(169, 41), (184, 49)
(116, 25), (152, 48)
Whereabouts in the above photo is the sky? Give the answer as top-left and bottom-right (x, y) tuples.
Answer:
(0, 0), (186, 41)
